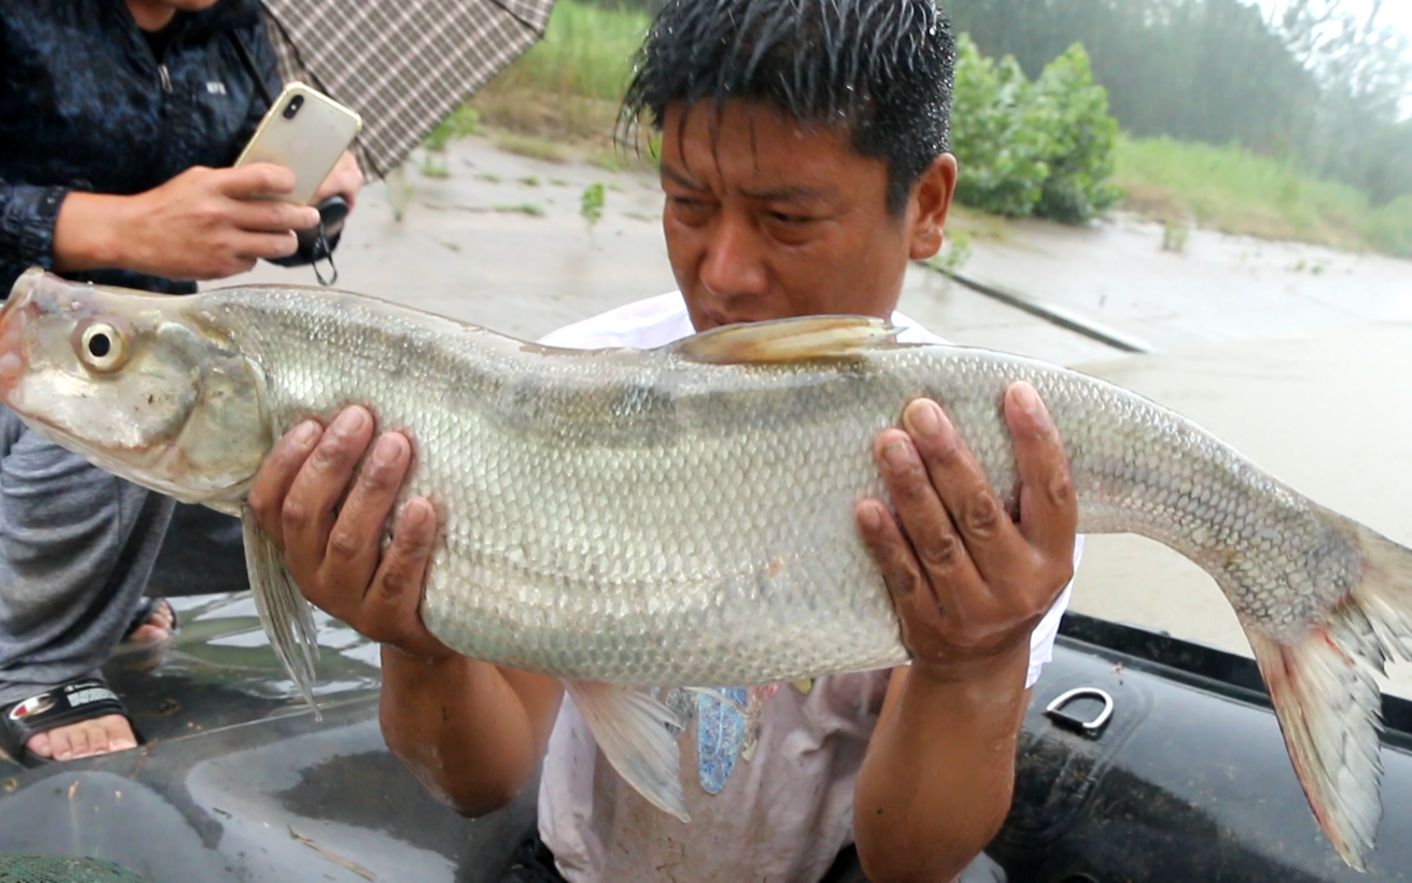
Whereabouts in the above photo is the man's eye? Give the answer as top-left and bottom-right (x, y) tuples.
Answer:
(768, 211), (813, 225)
(669, 197), (715, 223)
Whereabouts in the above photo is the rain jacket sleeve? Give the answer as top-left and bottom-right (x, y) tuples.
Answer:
(0, 182), (67, 275)
(0, 19), (64, 276)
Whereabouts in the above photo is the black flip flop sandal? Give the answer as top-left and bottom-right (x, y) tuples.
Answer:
(0, 677), (137, 768)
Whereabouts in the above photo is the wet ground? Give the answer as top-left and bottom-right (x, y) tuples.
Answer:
(230, 134), (1412, 695)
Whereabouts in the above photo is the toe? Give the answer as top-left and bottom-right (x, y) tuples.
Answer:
(49, 726), (75, 761)
(24, 715), (136, 762)
(24, 730), (52, 760)
(66, 725), (91, 758)
(102, 715), (137, 752)
(152, 600), (174, 631)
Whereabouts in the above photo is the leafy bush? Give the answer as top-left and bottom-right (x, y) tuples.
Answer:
(952, 36), (1053, 217)
(952, 36), (1121, 224)
(1030, 44), (1122, 222)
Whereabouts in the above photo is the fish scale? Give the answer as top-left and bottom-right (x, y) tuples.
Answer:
(2, 268), (1409, 869)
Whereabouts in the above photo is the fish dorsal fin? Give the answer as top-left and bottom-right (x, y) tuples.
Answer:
(671, 315), (900, 365)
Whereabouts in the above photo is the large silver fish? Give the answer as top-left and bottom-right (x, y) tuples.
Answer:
(1, 268), (1408, 869)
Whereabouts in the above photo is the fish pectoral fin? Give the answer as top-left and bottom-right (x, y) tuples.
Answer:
(241, 505), (321, 718)
(565, 681), (689, 822)
(672, 315), (901, 364)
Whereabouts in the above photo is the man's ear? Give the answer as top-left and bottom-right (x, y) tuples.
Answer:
(908, 154), (958, 261)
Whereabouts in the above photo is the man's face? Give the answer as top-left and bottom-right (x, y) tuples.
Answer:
(658, 101), (955, 332)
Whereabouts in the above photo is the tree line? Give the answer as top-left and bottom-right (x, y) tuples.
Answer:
(949, 0), (1410, 205)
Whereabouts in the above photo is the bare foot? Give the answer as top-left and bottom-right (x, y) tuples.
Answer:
(124, 599), (175, 645)
(24, 713), (137, 761)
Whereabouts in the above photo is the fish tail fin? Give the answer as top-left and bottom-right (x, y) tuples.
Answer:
(1245, 521), (1412, 871)
(241, 506), (321, 717)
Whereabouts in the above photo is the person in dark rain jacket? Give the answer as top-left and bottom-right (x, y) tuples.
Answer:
(0, 0), (364, 766)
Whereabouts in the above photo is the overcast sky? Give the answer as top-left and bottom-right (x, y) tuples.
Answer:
(1257, 0), (1412, 114)
(1258, 0), (1412, 43)
(1375, 3), (1412, 41)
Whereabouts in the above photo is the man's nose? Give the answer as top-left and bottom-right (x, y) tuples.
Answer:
(698, 212), (768, 298)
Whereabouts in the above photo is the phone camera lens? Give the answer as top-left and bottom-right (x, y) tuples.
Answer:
(282, 95), (304, 119)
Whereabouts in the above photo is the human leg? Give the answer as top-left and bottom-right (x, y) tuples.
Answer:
(0, 408), (175, 761)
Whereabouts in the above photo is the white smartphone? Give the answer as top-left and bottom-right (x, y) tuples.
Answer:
(234, 82), (362, 205)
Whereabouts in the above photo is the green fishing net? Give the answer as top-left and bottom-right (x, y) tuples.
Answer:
(0, 855), (145, 882)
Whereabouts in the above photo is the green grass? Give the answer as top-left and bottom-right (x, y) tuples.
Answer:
(493, 132), (569, 164)
(1115, 136), (1412, 256)
(1367, 194), (1412, 257)
(493, 203), (547, 218)
(424, 105), (481, 151)
(493, 0), (645, 102)
(471, 0), (646, 140)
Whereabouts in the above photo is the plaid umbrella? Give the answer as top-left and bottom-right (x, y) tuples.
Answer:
(258, 0), (557, 177)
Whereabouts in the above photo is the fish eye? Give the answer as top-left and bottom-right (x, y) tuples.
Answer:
(77, 322), (129, 373)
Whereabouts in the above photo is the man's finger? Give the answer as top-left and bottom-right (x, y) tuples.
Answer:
(369, 498), (448, 659)
(901, 399), (1026, 583)
(234, 230), (300, 261)
(872, 429), (982, 608)
(247, 420), (324, 550)
(219, 162), (296, 198)
(282, 407), (376, 585)
(856, 499), (944, 653)
(325, 432), (414, 600)
(314, 152), (364, 207)
(1004, 383), (1077, 563)
(229, 198), (321, 233)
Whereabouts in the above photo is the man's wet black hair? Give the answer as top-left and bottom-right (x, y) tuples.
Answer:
(619, 0), (955, 216)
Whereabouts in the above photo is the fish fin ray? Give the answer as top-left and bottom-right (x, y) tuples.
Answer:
(1350, 523), (1412, 664)
(684, 686), (749, 715)
(672, 316), (902, 364)
(241, 506), (321, 718)
(1244, 522), (1412, 871)
(565, 681), (688, 821)
(1248, 625), (1380, 872)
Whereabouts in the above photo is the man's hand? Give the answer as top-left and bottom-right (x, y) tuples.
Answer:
(852, 382), (1076, 880)
(54, 163), (321, 280)
(312, 151), (365, 228)
(247, 406), (562, 816)
(855, 381), (1077, 683)
(246, 405), (451, 661)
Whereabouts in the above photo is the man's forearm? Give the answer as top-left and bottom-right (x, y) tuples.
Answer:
(379, 647), (563, 816)
(52, 191), (129, 273)
(854, 648), (1031, 883)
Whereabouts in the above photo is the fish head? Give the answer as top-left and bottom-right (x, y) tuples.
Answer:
(0, 268), (272, 503)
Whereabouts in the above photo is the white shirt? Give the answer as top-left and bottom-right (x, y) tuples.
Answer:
(535, 293), (1076, 883)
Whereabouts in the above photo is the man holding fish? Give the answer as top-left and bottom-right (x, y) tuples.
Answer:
(251, 2), (1078, 880)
